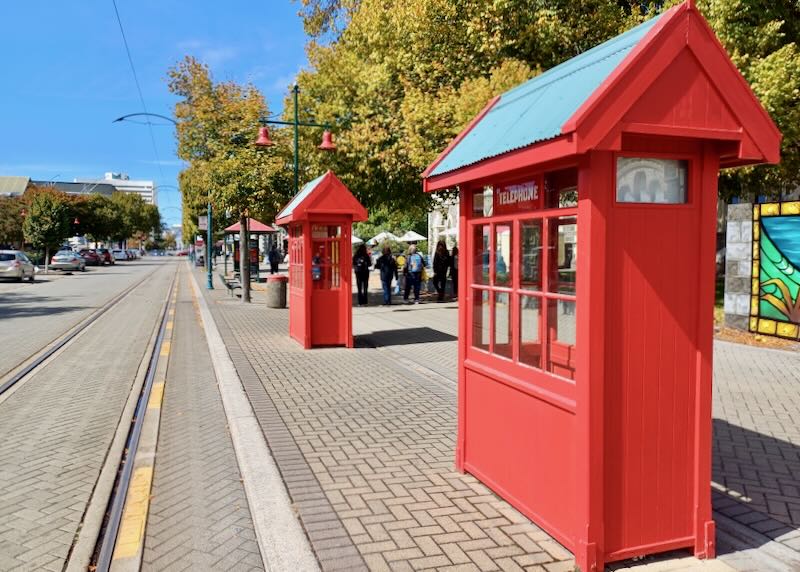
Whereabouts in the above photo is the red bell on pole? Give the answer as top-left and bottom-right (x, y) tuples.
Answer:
(318, 130), (336, 151)
(74, 217), (80, 225)
(254, 126), (275, 147)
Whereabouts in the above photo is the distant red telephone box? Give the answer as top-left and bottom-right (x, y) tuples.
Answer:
(276, 171), (367, 349)
(423, 2), (781, 570)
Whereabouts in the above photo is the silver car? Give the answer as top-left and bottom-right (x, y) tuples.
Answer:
(50, 251), (86, 272)
(0, 250), (35, 282)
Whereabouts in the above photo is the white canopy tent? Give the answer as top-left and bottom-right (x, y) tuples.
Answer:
(351, 235), (364, 244)
(398, 230), (427, 242)
(367, 231), (400, 245)
(438, 227), (459, 237)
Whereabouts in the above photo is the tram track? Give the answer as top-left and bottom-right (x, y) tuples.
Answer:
(0, 266), (161, 399)
(82, 268), (176, 572)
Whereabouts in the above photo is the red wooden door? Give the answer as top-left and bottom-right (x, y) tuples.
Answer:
(604, 184), (700, 557)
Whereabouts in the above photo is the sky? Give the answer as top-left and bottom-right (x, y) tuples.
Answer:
(0, 1), (309, 227)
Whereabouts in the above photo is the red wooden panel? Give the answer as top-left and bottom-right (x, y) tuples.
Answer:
(311, 290), (342, 346)
(623, 49), (739, 132)
(464, 367), (577, 550)
(289, 290), (306, 346)
(603, 178), (700, 557)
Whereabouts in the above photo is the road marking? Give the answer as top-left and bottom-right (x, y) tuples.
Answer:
(147, 382), (164, 409)
(160, 340), (171, 356)
(112, 466), (154, 560)
(165, 320), (173, 331)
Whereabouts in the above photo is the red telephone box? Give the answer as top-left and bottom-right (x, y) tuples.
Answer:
(422, 2), (781, 570)
(276, 170), (367, 349)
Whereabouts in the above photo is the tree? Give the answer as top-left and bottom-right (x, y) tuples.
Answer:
(108, 192), (161, 245)
(0, 196), (25, 249)
(168, 56), (292, 302)
(23, 187), (70, 273)
(294, 0), (800, 209)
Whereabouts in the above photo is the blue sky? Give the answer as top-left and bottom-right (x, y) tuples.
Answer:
(0, 1), (308, 227)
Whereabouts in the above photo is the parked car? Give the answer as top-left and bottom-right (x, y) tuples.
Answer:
(112, 249), (128, 261)
(177, 250), (189, 257)
(0, 250), (36, 282)
(79, 249), (102, 266)
(51, 251), (86, 272)
(95, 248), (114, 265)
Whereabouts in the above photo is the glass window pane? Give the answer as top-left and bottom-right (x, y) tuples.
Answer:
(519, 295), (541, 369)
(472, 289), (490, 351)
(547, 299), (577, 380)
(616, 158), (687, 203)
(520, 220), (542, 291)
(548, 216), (577, 295)
(494, 292), (512, 359)
(495, 224), (512, 286)
(473, 224), (490, 284)
(545, 168), (578, 208)
(473, 186), (494, 217)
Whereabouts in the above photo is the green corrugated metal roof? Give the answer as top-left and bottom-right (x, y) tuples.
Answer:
(428, 13), (663, 177)
(276, 172), (328, 220)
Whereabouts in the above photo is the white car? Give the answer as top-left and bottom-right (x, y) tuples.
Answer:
(112, 249), (128, 261)
(0, 250), (35, 282)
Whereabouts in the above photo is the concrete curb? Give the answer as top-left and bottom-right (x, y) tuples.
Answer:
(189, 269), (320, 572)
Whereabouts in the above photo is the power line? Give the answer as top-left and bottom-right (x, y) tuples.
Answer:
(110, 0), (167, 183)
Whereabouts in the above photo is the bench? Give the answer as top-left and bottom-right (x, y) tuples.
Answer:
(218, 273), (242, 297)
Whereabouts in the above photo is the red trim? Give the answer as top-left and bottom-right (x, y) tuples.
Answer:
(606, 536), (695, 562)
(562, 3), (685, 134)
(425, 136), (576, 192)
(422, 95), (501, 180)
(621, 122), (743, 141)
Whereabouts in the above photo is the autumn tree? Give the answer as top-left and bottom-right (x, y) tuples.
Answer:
(294, 0), (800, 210)
(23, 187), (71, 273)
(0, 196), (26, 249)
(168, 56), (292, 302)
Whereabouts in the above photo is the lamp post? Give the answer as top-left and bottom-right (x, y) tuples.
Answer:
(254, 84), (336, 195)
(113, 113), (214, 289)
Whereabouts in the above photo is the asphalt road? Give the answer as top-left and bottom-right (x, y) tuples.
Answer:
(0, 258), (169, 379)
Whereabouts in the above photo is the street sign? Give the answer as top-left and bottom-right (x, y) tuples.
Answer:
(198, 215), (208, 230)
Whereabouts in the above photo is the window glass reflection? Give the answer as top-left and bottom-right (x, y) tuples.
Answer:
(519, 295), (541, 369)
(545, 168), (578, 208)
(547, 299), (576, 380)
(495, 224), (512, 286)
(616, 158), (687, 203)
(494, 292), (512, 359)
(548, 217), (577, 294)
(472, 289), (490, 351)
(520, 220), (542, 291)
(473, 225), (490, 284)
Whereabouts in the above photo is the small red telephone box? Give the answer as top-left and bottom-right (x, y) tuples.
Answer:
(276, 170), (367, 349)
(423, 2), (781, 570)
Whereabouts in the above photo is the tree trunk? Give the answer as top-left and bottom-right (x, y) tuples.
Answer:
(44, 245), (49, 275)
(240, 215), (251, 303)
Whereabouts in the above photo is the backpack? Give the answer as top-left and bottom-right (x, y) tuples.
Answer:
(408, 253), (423, 273)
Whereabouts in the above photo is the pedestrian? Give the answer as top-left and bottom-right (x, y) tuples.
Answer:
(450, 245), (459, 299)
(402, 244), (427, 304)
(353, 243), (371, 306)
(268, 244), (281, 274)
(375, 245), (398, 305)
(432, 240), (450, 302)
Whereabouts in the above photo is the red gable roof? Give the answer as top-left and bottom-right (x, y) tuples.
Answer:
(275, 170), (367, 225)
(224, 218), (277, 233)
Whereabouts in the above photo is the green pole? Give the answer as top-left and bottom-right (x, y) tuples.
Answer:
(206, 202), (214, 289)
(293, 84), (299, 195)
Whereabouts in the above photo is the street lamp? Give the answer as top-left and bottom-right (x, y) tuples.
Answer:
(113, 113), (214, 290)
(254, 84), (336, 195)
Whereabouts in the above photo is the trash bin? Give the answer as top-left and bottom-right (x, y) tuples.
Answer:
(265, 275), (288, 309)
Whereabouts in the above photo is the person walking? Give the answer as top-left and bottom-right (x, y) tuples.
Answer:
(353, 243), (371, 306)
(432, 240), (450, 302)
(375, 246), (398, 305)
(450, 245), (459, 299)
(267, 244), (281, 274)
(402, 244), (426, 304)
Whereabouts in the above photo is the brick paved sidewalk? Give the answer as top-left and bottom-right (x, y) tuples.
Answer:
(199, 268), (800, 570)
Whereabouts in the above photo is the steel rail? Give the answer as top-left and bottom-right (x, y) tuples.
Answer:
(93, 269), (177, 571)
(0, 267), (161, 397)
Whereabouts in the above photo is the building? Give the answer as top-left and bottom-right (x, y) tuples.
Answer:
(75, 172), (157, 204)
(427, 194), (459, 260)
(31, 180), (117, 197)
(0, 176), (30, 197)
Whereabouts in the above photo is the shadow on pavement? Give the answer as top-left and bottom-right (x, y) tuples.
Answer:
(712, 418), (800, 550)
(0, 293), (83, 319)
(356, 326), (457, 347)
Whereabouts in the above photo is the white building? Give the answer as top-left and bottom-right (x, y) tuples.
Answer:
(427, 194), (459, 260)
(75, 172), (157, 204)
